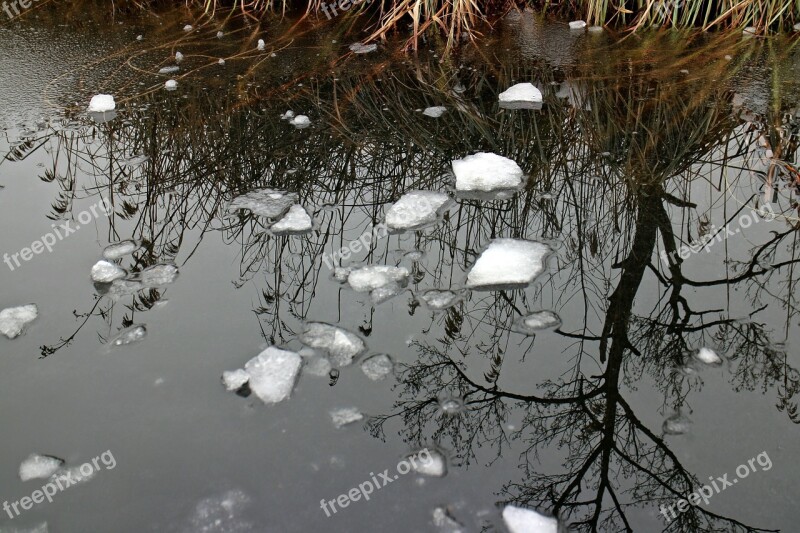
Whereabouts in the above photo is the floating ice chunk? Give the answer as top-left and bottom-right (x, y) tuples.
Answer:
(185, 489), (253, 533)
(222, 369), (250, 392)
(280, 110), (295, 120)
(107, 279), (143, 299)
(218, 58), (225, 65)
(349, 42), (377, 54)
(134, 264), (179, 287)
(102, 240), (140, 260)
(371, 285), (405, 304)
(228, 189), (298, 219)
(408, 449), (447, 477)
(330, 407), (364, 428)
(217, 31), (224, 38)
(569, 20), (587, 30)
(270, 205), (312, 234)
(289, 115), (311, 129)
(361, 354), (393, 381)
(348, 265), (409, 293)
(588, 25), (603, 33)
(137, 35), (143, 41)
(87, 94), (115, 113)
(743, 27), (757, 36)
(694, 347), (723, 365)
(244, 347), (302, 404)
(385, 190), (451, 231)
(158, 66), (180, 74)
(108, 324), (147, 347)
(498, 83), (542, 104)
(439, 396), (465, 416)
(0, 305), (38, 339)
(423, 106), (447, 118)
(452, 153), (524, 192)
(433, 507), (465, 533)
(257, 39), (266, 51)
(300, 322), (365, 366)
(332, 267), (351, 283)
(512, 310), (561, 334)
(183, 24), (193, 32)
(502, 505), (559, 533)
(91, 260), (126, 283)
(0, 522), (49, 533)
(19, 454), (64, 482)
(420, 289), (461, 311)
(165, 80), (178, 91)
(304, 356), (332, 377)
(466, 239), (551, 289)
(795, 23), (800, 31)
(663, 414), (691, 435)
(175, 51), (184, 63)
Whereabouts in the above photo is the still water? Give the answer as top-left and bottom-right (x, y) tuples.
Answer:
(1, 6), (799, 533)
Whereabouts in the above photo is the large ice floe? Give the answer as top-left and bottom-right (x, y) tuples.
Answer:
(222, 347), (302, 404)
(270, 204), (312, 234)
(452, 153), (525, 193)
(498, 83), (543, 110)
(19, 454), (65, 482)
(502, 505), (559, 533)
(0, 304), (38, 339)
(228, 189), (298, 220)
(347, 265), (410, 304)
(385, 190), (452, 231)
(511, 310), (562, 334)
(466, 239), (551, 290)
(299, 322), (366, 366)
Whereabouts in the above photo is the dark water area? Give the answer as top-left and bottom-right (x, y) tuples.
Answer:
(1, 6), (799, 533)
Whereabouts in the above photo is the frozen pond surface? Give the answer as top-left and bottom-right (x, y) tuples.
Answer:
(1, 6), (800, 533)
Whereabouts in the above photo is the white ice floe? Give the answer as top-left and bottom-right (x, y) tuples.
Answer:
(332, 267), (351, 283)
(108, 325), (147, 347)
(158, 66), (179, 74)
(300, 322), (366, 366)
(694, 347), (723, 365)
(175, 51), (184, 63)
(409, 449), (447, 477)
(257, 39), (266, 51)
(136, 264), (179, 287)
(361, 354), (393, 381)
(663, 414), (691, 435)
(165, 80), (178, 91)
(439, 397), (465, 416)
(107, 279), (143, 300)
(289, 115), (311, 129)
(0, 304), (38, 339)
(330, 407), (364, 428)
(19, 454), (64, 482)
(348, 265), (409, 292)
(217, 31), (224, 38)
(385, 190), (451, 231)
(466, 239), (551, 289)
(569, 20), (587, 30)
(349, 42), (377, 54)
(423, 106), (447, 118)
(498, 83), (542, 104)
(743, 27), (757, 36)
(102, 240), (140, 260)
(280, 110), (295, 120)
(502, 505), (559, 533)
(303, 356), (332, 377)
(183, 24), (193, 32)
(271, 204), (312, 234)
(218, 59), (225, 65)
(244, 347), (302, 404)
(229, 189), (298, 219)
(795, 23), (800, 31)
(137, 35), (143, 41)
(222, 369), (250, 392)
(91, 260), (126, 283)
(512, 310), (561, 334)
(433, 507), (465, 533)
(452, 153), (524, 192)
(87, 94), (115, 113)
(420, 290), (461, 311)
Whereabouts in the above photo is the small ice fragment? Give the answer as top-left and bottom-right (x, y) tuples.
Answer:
(19, 454), (64, 482)
(87, 94), (115, 113)
(175, 51), (184, 63)
(588, 25), (603, 33)
(222, 369), (250, 392)
(136, 35), (143, 41)
(361, 354), (393, 381)
(257, 39), (266, 51)
(512, 310), (561, 334)
(185, 489), (253, 532)
(795, 23), (800, 31)
(423, 106), (447, 118)
(165, 80), (178, 90)
(183, 24), (193, 32)
(218, 58), (225, 65)
(271, 204), (313, 234)
(244, 347), (302, 404)
(304, 356), (332, 377)
(347, 265), (409, 293)
(136, 264), (179, 287)
(158, 66), (179, 74)
(299, 322), (365, 366)
(569, 20), (587, 29)
(420, 290), (461, 311)
(107, 279), (143, 299)
(330, 407), (364, 428)
(0, 304), (38, 339)
(229, 189), (298, 219)
(452, 83), (466, 94)
(332, 267), (351, 283)
(663, 414), (691, 435)
(466, 239), (551, 290)
(502, 505), (559, 533)
(91, 260), (126, 283)
(385, 190), (451, 231)
(289, 115), (311, 128)
(694, 347), (723, 365)
(280, 110), (295, 120)
(439, 396), (465, 416)
(498, 83), (542, 104)
(432, 507), (465, 533)
(408, 449), (447, 477)
(108, 324), (147, 347)
(102, 240), (140, 260)
(452, 153), (524, 192)
(217, 31), (224, 38)
(349, 42), (377, 54)
(743, 27), (757, 35)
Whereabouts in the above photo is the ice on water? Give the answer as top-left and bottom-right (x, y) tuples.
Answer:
(87, 94), (115, 113)
(694, 347), (723, 365)
(271, 204), (312, 234)
(244, 347), (302, 404)
(19, 454), (64, 482)
(221, 369), (250, 392)
(502, 505), (559, 533)
(347, 265), (410, 293)
(135, 264), (179, 287)
(385, 190), (451, 231)
(663, 413), (691, 435)
(498, 83), (542, 104)
(0, 304), (38, 339)
(432, 507), (465, 533)
(228, 189), (298, 219)
(409, 449), (447, 477)
(158, 66), (179, 74)
(423, 106), (447, 118)
(303, 356), (332, 377)
(569, 20), (587, 29)
(466, 239), (551, 289)
(512, 310), (562, 334)
(299, 322), (366, 366)
(91, 260), (126, 283)
(289, 115), (311, 129)
(420, 289), (461, 311)
(452, 153), (525, 192)
(349, 42), (377, 54)
(330, 407), (364, 428)
(102, 240), (141, 260)
(360, 354), (394, 381)
(183, 489), (254, 533)
(108, 325), (147, 347)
